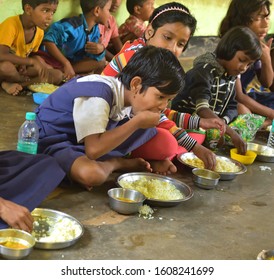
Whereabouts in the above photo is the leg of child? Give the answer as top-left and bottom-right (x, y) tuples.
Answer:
(0, 61), (25, 95)
(72, 58), (107, 75)
(130, 128), (179, 175)
(69, 156), (153, 191)
(25, 57), (63, 85)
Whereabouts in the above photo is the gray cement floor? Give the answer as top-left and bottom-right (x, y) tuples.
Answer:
(0, 89), (273, 260)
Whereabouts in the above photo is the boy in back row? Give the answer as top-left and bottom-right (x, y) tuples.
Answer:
(0, 0), (63, 95)
(38, 0), (112, 80)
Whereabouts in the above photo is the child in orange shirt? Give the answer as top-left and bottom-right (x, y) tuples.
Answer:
(0, 0), (63, 95)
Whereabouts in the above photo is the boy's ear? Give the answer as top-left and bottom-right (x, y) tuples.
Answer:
(93, 6), (100, 16)
(134, 5), (142, 15)
(130, 76), (142, 94)
(24, 4), (33, 16)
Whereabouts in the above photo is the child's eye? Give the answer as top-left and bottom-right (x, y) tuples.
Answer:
(163, 35), (171, 41)
(178, 42), (186, 48)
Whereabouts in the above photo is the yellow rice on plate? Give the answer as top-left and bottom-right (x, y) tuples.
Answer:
(119, 177), (184, 200)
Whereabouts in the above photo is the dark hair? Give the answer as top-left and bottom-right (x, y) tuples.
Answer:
(148, 2), (197, 50)
(219, 0), (271, 37)
(22, 0), (58, 9)
(216, 26), (262, 61)
(118, 46), (185, 95)
(126, 0), (146, 15)
(80, 0), (110, 14)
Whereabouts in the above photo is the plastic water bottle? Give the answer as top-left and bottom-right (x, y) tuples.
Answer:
(267, 120), (274, 148)
(17, 112), (39, 154)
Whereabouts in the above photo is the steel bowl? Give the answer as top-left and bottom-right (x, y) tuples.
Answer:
(117, 172), (194, 207)
(257, 249), (274, 260)
(247, 142), (274, 163)
(31, 208), (84, 250)
(0, 229), (35, 259)
(177, 152), (247, 181)
(108, 188), (145, 215)
(192, 168), (220, 190)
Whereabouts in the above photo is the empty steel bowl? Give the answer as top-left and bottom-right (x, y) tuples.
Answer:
(230, 148), (257, 165)
(192, 168), (220, 190)
(257, 249), (274, 260)
(108, 188), (146, 215)
(0, 229), (35, 259)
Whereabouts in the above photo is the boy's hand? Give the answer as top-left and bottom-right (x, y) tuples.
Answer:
(192, 144), (216, 170)
(0, 198), (34, 233)
(199, 117), (226, 135)
(134, 111), (161, 129)
(63, 63), (75, 81)
(85, 42), (105, 54)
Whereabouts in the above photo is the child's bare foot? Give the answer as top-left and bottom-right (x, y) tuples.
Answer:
(71, 156), (152, 190)
(1, 82), (23, 96)
(150, 159), (177, 175)
(115, 157), (152, 172)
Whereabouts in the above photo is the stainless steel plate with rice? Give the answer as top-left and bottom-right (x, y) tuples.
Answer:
(117, 172), (194, 207)
(247, 142), (274, 163)
(177, 152), (247, 181)
(31, 208), (84, 250)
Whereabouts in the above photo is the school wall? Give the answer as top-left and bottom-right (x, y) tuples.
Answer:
(1, 0), (273, 36)
(0, 0), (274, 36)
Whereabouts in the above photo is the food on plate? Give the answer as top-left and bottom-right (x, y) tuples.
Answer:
(32, 216), (82, 242)
(28, 83), (59, 94)
(119, 177), (184, 200)
(0, 240), (28, 249)
(184, 156), (240, 173)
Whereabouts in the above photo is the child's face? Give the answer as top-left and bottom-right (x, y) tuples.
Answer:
(110, 0), (122, 13)
(221, 50), (255, 76)
(138, 0), (155, 22)
(248, 5), (270, 40)
(27, 3), (58, 30)
(97, 0), (112, 26)
(145, 22), (191, 58)
(131, 85), (176, 115)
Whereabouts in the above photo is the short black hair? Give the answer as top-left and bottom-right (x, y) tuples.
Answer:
(216, 26), (262, 61)
(118, 45), (185, 95)
(126, 0), (146, 15)
(148, 2), (197, 51)
(22, 0), (58, 9)
(80, 0), (110, 14)
(219, 0), (271, 37)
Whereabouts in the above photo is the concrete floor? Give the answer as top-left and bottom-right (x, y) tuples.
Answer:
(0, 89), (273, 260)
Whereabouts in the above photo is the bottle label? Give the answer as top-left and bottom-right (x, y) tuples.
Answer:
(17, 141), (38, 154)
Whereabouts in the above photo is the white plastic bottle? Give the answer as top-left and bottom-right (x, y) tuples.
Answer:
(267, 120), (274, 148)
(17, 112), (39, 154)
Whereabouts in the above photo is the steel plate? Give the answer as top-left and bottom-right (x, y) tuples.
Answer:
(31, 208), (84, 250)
(117, 172), (194, 207)
(177, 152), (247, 181)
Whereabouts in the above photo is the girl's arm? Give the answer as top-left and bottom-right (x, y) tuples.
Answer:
(235, 78), (274, 120)
(84, 110), (161, 160)
(257, 39), (274, 88)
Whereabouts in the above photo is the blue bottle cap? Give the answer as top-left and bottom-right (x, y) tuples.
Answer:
(25, 112), (36, 121)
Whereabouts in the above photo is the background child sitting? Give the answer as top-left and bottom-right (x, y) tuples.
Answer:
(118, 0), (155, 44)
(0, 0), (63, 96)
(37, 0), (111, 81)
(99, 0), (123, 62)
